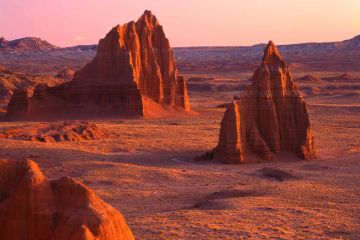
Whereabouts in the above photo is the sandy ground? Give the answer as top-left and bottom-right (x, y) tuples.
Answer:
(0, 72), (359, 240)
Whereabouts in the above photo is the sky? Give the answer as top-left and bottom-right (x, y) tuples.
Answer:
(0, 0), (359, 47)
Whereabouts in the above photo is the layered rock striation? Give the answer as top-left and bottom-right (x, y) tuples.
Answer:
(0, 159), (134, 240)
(213, 41), (315, 163)
(6, 10), (190, 120)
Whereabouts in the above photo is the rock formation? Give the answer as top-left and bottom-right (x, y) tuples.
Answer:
(0, 71), (65, 113)
(0, 37), (57, 52)
(0, 121), (107, 142)
(0, 64), (12, 74)
(295, 74), (321, 83)
(0, 159), (134, 240)
(6, 10), (190, 120)
(212, 41), (315, 163)
(56, 68), (75, 81)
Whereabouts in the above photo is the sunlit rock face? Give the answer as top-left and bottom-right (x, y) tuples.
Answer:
(213, 41), (315, 163)
(0, 159), (134, 240)
(6, 10), (190, 120)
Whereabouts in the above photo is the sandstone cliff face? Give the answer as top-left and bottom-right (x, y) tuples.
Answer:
(6, 10), (190, 120)
(0, 159), (134, 240)
(214, 41), (315, 163)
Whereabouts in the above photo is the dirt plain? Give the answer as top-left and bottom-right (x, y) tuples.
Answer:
(0, 68), (359, 239)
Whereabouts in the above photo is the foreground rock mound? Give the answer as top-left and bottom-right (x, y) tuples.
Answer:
(6, 10), (190, 120)
(0, 159), (134, 240)
(211, 41), (315, 163)
(0, 121), (107, 142)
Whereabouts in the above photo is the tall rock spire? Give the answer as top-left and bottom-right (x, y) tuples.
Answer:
(212, 41), (315, 163)
(262, 40), (283, 62)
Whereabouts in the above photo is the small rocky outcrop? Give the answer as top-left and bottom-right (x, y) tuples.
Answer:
(0, 121), (107, 142)
(0, 71), (65, 113)
(56, 68), (75, 81)
(6, 10), (190, 120)
(211, 41), (315, 163)
(295, 75), (321, 83)
(0, 65), (12, 74)
(0, 159), (134, 240)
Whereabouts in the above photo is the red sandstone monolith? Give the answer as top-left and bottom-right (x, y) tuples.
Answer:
(6, 10), (190, 120)
(213, 41), (315, 163)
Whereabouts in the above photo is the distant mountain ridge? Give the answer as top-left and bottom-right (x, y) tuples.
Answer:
(1, 34), (359, 53)
(0, 34), (359, 74)
(173, 34), (360, 73)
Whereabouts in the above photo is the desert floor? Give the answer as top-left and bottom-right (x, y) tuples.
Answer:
(0, 71), (359, 240)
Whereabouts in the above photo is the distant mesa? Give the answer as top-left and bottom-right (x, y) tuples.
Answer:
(0, 37), (57, 52)
(204, 41), (315, 164)
(0, 159), (134, 240)
(6, 10), (190, 120)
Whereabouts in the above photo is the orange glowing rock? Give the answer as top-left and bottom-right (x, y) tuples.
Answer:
(6, 10), (190, 120)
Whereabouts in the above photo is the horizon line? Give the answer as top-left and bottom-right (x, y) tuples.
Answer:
(2, 33), (359, 49)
